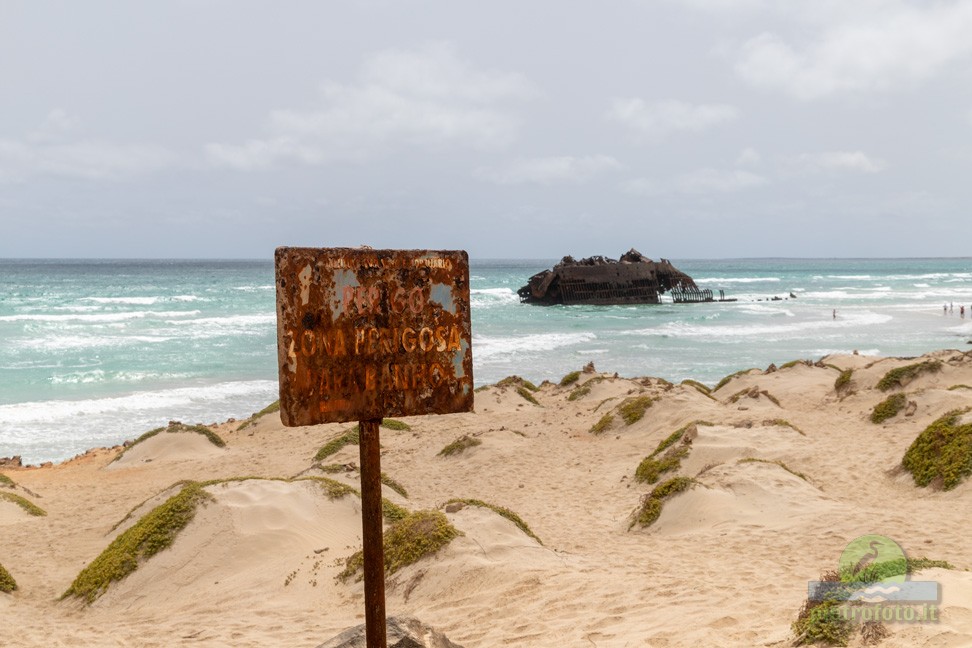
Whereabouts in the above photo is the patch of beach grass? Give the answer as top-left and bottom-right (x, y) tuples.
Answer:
(713, 368), (757, 392)
(0, 473), (14, 488)
(630, 477), (696, 529)
(948, 384), (972, 391)
(738, 457), (808, 481)
(0, 563), (16, 593)
(590, 413), (615, 435)
(870, 393), (907, 424)
(112, 422), (226, 464)
(559, 370), (582, 387)
(634, 422), (704, 485)
(338, 510), (461, 583)
(380, 418), (411, 431)
(619, 396), (654, 425)
(444, 498), (542, 544)
(876, 360), (942, 391)
(237, 400), (281, 430)
(780, 359), (811, 369)
(63, 482), (212, 604)
(902, 408), (972, 490)
(834, 369), (853, 394)
(793, 557), (955, 646)
(496, 376), (539, 391)
(438, 435), (481, 457)
(763, 418), (807, 436)
(0, 491), (46, 517)
(314, 426), (360, 462)
(567, 376), (605, 401)
(680, 379), (714, 399)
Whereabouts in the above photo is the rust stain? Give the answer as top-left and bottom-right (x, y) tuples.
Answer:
(274, 247), (473, 426)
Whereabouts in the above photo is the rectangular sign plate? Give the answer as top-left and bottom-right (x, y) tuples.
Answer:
(274, 247), (473, 426)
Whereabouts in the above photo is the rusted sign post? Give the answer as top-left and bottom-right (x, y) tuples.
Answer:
(274, 247), (473, 648)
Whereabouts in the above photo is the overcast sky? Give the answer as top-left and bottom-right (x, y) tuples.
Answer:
(3, 0), (972, 259)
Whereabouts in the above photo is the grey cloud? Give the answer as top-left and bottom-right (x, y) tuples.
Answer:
(206, 43), (533, 170)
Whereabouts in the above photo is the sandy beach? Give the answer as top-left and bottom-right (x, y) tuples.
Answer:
(3, 349), (972, 647)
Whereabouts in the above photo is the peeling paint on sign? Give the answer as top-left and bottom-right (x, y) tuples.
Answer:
(274, 247), (474, 426)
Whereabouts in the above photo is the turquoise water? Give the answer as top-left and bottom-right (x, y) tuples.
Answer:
(2, 257), (971, 463)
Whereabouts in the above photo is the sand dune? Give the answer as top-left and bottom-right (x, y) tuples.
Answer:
(1, 350), (972, 646)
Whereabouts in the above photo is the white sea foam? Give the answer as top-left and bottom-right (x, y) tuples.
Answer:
(695, 277), (781, 284)
(470, 287), (520, 308)
(0, 310), (201, 323)
(0, 380), (279, 464)
(622, 311), (893, 339)
(474, 332), (597, 360)
(83, 296), (160, 305)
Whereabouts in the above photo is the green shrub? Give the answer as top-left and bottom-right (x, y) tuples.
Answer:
(516, 387), (540, 405)
(113, 422), (225, 463)
(870, 393), (907, 424)
(619, 396), (654, 425)
(63, 482), (211, 603)
(444, 498), (542, 544)
(590, 414), (614, 435)
(0, 473), (14, 488)
(876, 360), (942, 391)
(0, 491), (46, 516)
(713, 368), (756, 392)
(496, 376), (539, 391)
(338, 510), (460, 582)
(560, 371), (582, 387)
(834, 369), (853, 394)
(380, 418), (411, 431)
(438, 435), (481, 457)
(0, 563), (16, 593)
(680, 379), (711, 395)
(948, 384), (972, 391)
(314, 426), (360, 462)
(237, 400), (281, 430)
(902, 408), (972, 490)
(738, 457), (808, 481)
(634, 422), (701, 484)
(764, 418), (806, 436)
(630, 477), (695, 529)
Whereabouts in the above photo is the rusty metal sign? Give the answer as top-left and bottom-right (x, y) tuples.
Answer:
(274, 247), (473, 426)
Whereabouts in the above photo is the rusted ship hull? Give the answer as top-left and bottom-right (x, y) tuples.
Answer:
(518, 249), (709, 306)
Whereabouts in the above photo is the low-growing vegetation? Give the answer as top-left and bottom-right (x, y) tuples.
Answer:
(834, 369), (853, 394)
(713, 368), (757, 392)
(630, 477), (695, 529)
(496, 376), (539, 392)
(444, 498), (542, 544)
(680, 379), (711, 396)
(590, 413), (615, 435)
(559, 370), (581, 387)
(634, 422), (702, 484)
(948, 384), (972, 391)
(112, 422), (226, 463)
(870, 393), (907, 424)
(438, 435), (482, 457)
(237, 400), (280, 430)
(902, 408), (972, 490)
(738, 457), (808, 482)
(0, 491), (46, 517)
(876, 360), (942, 391)
(338, 509), (461, 582)
(568, 376), (605, 401)
(763, 418), (806, 436)
(792, 557), (954, 646)
(63, 482), (211, 603)
(380, 418), (411, 431)
(619, 396), (654, 425)
(0, 473), (14, 488)
(314, 426), (360, 462)
(0, 563), (16, 593)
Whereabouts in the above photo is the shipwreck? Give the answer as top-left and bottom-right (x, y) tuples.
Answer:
(517, 249), (730, 306)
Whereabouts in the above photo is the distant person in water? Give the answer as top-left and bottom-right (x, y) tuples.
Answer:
(962, 305), (966, 318)
(833, 309), (837, 319)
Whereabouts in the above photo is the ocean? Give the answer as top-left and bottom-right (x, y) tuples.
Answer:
(2, 257), (971, 464)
